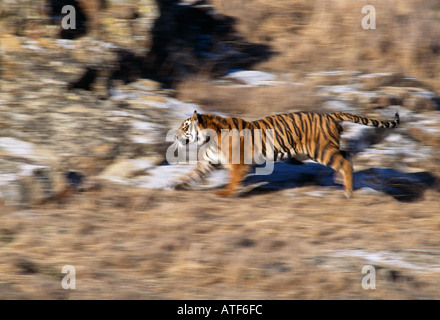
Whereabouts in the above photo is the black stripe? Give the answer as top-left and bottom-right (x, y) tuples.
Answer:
(327, 128), (340, 147)
(260, 123), (267, 157)
(292, 114), (304, 152)
(275, 131), (290, 156)
(320, 117), (332, 141)
(279, 116), (296, 149)
(318, 144), (328, 164)
(273, 116), (290, 152)
(231, 117), (240, 129)
(273, 115), (285, 134)
(280, 115), (297, 154)
(303, 113), (313, 156)
(311, 114), (321, 160)
(295, 113), (305, 132)
(274, 127), (284, 146)
(331, 113), (341, 122)
(297, 114), (306, 154)
(313, 139), (320, 161)
(292, 120), (302, 144)
(326, 150), (338, 168)
(263, 117), (274, 128)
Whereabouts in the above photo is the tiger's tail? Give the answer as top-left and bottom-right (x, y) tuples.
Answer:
(331, 112), (400, 128)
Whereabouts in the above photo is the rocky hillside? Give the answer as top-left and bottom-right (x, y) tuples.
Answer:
(1, 42), (439, 206)
(1, 0), (439, 206)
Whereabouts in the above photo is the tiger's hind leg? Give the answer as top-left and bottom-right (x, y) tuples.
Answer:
(323, 149), (353, 199)
(332, 150), (351, 185)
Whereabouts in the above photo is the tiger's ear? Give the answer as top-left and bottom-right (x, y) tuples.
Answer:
(191, 110), (198, 121)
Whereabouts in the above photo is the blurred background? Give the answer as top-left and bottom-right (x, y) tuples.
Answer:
(0, 0), (440, 299)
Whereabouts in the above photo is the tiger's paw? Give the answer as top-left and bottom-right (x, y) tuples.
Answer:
(215, 190), (233, 197)
(173, 184), (189, 191)
(344, 189), (353, 199)
(170, 179), (192, 191)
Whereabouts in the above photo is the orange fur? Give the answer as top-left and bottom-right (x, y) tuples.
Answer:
(174, 111), (399, 198)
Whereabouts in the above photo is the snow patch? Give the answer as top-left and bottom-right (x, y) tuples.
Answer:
(134, 164), (228, 190)
(327, 249), (440, 272)
(0, 137), (40, 160)
(224, 69), (283, 87)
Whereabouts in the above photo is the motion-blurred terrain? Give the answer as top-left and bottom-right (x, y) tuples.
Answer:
(0, 0), (440, 299)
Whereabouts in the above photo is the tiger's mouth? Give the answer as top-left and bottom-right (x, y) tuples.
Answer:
(174, 132), (192, 147)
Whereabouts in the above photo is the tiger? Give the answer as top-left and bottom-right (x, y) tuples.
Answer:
(172, 110), (400, 198)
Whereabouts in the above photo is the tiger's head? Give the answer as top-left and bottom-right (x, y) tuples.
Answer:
(175, 110), (202, 147)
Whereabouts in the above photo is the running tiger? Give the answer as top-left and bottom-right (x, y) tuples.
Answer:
(172, 110), (400, 198)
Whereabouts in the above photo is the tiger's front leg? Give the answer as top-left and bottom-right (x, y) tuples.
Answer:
(215, 135), (250, 197)
(173, 161), (218, 190)
(216, 163), (250, 197)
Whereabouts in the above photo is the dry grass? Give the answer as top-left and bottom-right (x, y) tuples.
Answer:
(177, 77), (322, 119)
(1, 184), (440, 299)
(212, 0), (440, 92)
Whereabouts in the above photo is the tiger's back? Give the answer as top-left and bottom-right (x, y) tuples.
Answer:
(249, 112), (345, 162)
